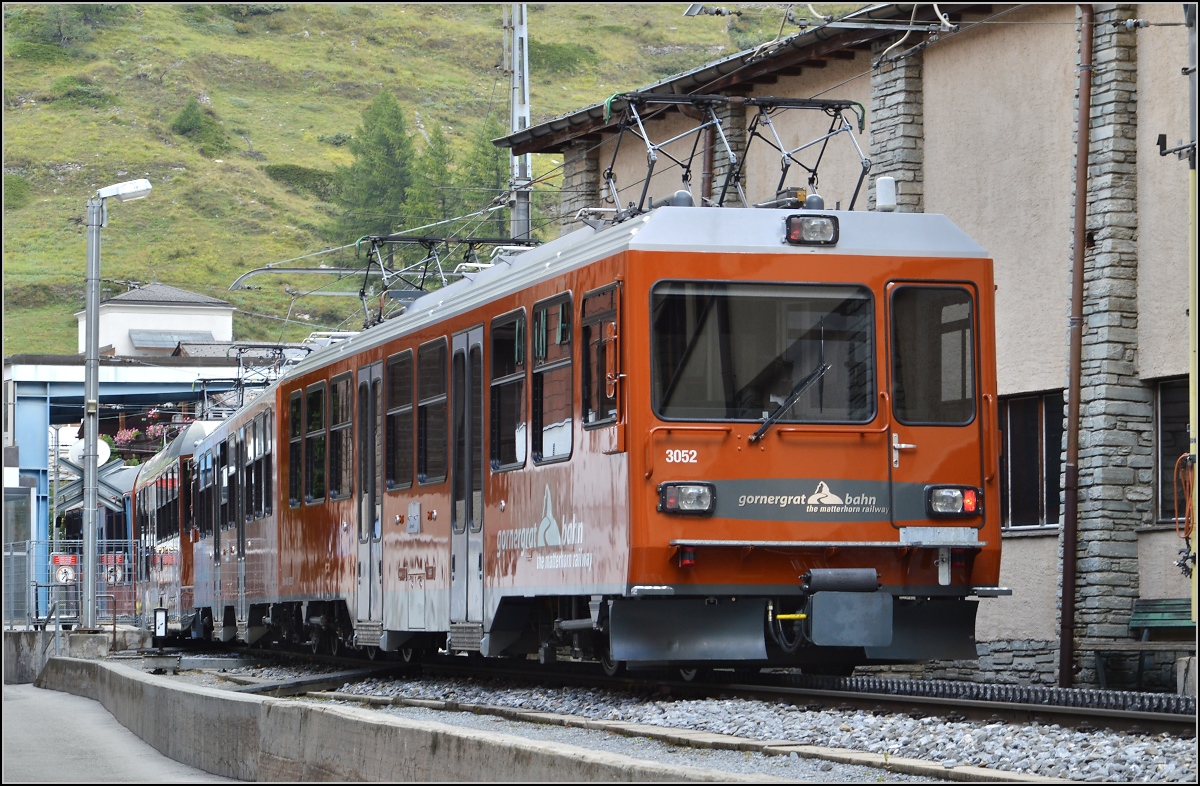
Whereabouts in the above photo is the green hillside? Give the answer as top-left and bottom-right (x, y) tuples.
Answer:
(3, 3), (856, 355)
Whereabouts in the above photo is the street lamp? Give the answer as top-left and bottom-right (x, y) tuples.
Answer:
(82, 178), (150, 629)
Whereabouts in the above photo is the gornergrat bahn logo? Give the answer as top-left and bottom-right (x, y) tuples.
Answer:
(737, 480), (888, 514)
(497, 486), (585, 551)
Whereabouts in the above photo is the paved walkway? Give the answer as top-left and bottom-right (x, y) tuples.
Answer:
(2, 683), (236, 783)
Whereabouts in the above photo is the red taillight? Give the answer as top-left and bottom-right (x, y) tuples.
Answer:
(680, 546), (696, 567)
(962, 489), (978, 513)
(664, 486), (680, 511)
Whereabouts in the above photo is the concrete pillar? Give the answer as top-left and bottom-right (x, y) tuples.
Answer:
(1064, 5), (1151, 686)
(558, 136), (601, 236)
(868, 39), (924, 212)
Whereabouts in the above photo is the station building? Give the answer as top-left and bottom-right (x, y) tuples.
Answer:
(498, 3), (1195, 688)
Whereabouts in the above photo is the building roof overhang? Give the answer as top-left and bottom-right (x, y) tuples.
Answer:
(494, 4), (991, 156)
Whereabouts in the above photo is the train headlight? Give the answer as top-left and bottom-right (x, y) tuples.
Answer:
(926, 486), (982, 518)
(658, 482), (715, 515)
(785, 214), (839, 246)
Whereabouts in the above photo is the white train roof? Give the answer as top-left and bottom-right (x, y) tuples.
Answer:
(282, 206), (987, 381)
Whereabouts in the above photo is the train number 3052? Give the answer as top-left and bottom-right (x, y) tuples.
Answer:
(664, 449), (698, 464)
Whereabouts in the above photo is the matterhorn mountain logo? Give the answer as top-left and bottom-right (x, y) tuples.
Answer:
(808, 481), (844, 506)
(537, 486), (561, 547)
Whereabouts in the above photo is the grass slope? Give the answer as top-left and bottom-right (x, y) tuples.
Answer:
(3, 3), (858, 355)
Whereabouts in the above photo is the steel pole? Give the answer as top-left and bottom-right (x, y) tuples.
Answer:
(83, 197), (103, 629)
(509, 3), (532, 240)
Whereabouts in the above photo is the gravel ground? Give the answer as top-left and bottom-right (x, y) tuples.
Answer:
(167, 660), (1197, 783)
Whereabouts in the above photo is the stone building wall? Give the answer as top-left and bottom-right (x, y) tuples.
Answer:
(1065, 5), (1151, 687)
(868, 40), (924, 212)
(558, 137), (602, 234)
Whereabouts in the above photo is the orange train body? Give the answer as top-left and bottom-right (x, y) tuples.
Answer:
(134, 205), (1005, 669)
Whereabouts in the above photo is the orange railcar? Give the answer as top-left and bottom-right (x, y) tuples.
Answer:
(165, 200), (1004, 672)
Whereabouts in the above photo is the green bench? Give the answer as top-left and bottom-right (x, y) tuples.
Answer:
(1090, 598), (1196, 691)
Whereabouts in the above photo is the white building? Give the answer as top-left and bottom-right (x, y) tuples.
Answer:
(74, 282), (234, 357)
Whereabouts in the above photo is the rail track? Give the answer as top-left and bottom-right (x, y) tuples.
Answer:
(215, 645), (1196, 737)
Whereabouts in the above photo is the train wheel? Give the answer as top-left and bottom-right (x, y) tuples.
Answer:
(309, 632), (322, 654)
(328, 632), (341, 657)
(600, 648), (625, 677)
(678, 667), (710, 682)
(365, 646), (379, 661)
(400, 647), (418, 664)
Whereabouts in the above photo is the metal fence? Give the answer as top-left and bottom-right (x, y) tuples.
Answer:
(3, 540), (140, 629)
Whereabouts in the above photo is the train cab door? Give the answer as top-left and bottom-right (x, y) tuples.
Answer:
(885, 283), (986, 545)
(450, 326), (485, 624)
(357, 363), (384, 624)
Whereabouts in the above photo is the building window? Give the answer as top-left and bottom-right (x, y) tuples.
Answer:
(418, 339), (448, 484)
(305, 383), (326, 502)
(1157, 377), (1189, 522)
(329, 375), (353, 499)
(491, 311), (526, 469)
(532, 295), (573, 463)
(582, 287), (618, 426)
(288, 392), (302, 507)
(386, 351), (414, 489)
(998, 390), (1064, 529)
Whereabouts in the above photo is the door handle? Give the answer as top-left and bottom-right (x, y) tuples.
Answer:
(892, 433), (917, 467)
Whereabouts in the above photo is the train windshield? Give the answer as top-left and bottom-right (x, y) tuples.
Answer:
(651, 282), (874, 423)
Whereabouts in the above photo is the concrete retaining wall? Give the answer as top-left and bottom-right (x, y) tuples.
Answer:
(35, 657), (759, 782)
(4, 630), (145, 685)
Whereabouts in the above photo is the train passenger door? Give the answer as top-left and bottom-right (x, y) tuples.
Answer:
(450, 326), (485, 623)
(357, 363), (383, 623)
(235, 428), (247, 628)
(886, 283), (986, 535)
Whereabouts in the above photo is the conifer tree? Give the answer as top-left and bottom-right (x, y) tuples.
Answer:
(403, 126), (458, 231)
(335, 91), (415, 239)
(455, 114), (510, 237)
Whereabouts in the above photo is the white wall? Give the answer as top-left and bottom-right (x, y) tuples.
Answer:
(1138, 529), (1194, 599)
(976, 534), (1060, 641)
(76, 303), (234, 356)
(1135, 2), (1192, 381)
(924, 4), (1076, 398)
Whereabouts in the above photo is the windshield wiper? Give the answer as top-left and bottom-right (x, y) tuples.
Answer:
(748, 362), (831, 443)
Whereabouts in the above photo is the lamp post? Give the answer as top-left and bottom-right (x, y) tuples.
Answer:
(82, 178), (151, 629)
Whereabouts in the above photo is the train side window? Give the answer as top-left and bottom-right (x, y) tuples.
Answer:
(244, 420), (256, 522)
(582, 287), (618, 426)
(288, 391), (302, 507)
(532, 294), (573, 463)
(891, 286), (976, 425)
(305, 382), (327, 503)
(218, 440), (230, 531)
(329, 374), (354, 499)
(262, 410), (273, 517)
(418, 339), (448, 484)
(386, 351), (414, 489)
(230, 433), (242, 529)
(490, 311), (526, 470)
(199, 451), (212, 538)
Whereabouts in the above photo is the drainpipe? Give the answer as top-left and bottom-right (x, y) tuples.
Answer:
(1060, 3), (1094, 690)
